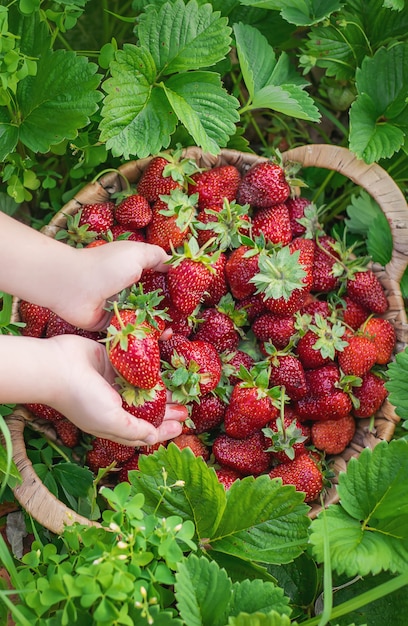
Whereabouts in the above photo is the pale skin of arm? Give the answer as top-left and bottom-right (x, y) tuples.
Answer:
(0, 212), (186, 446)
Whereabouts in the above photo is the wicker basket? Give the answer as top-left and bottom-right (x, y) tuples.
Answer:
(6, 144), (408, 532)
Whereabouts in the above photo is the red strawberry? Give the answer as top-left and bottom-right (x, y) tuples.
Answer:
(268, 354), (308, 401)
(120, 379), (167, 428)
(110, 224), (146, 241)
(139, 269), (172, 310)
(337, 296), (370, 330)
(296, 316), (348, 370)
(172, 433), (210, 461)
(115, 194), (152, 229)
(312, 235), (341, 293)
(263, 409), (311, 463)
(212, 431), (272, 476)
(196, 199), (251, 250)
(25, 403), (65, 421)
(236, 161), (291, 207)
(159, 333), (192, 363)
(193, 307), (240, 352)
(225, 245), (259, 300)
(201, 252), (229, 306)
(79, 202), (115, 235)
(295, 389), (353, 421)
(352, 371), (388, 418)
(54, 418), (80, 448)
(86, 439), (114, 472)
(145, 190), (197, 252)
(215, 467), (243, 489)
(311, 414), (356, 455)
(252, 313), (296, 349)
(300, 299), (331, 320)
(187, 339), (223, 394)
(251, 204), (292, 245)
(45, 312), (102, 341)
(269, 452), (323, 503)
(118, 453), (140, 482)
(286, 196), (311, 236)
(167, 239), (216, 315)
(188, 393), (226, 434)
(346, 270), (388, 314)
(137, 151), (199, 203)
(337, 333), (377, 377)
(304, 363), (341, 397)
(236, 294), (267, 322)
(220, 350), (255, 386)
(362, 317), (396, 365)
(166, 305), (196, 337)
(93, 437), (135, 463)
(106, 308), (161, 389)
(224, 384), (278, 439)
(19, 300), (51, 337)
(188, 165), (241, 210)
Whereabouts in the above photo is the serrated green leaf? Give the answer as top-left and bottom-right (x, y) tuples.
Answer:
(349, 44), (408, 163)
(345, 190), (385, 235)
(14, 49), (101, 154)
(175, 554), (232, 626)
(383, 0), (404, 9)
(386, 348), (408, 419)
(211, 475), (310, 564)
(164, 71), (240, 152)
(137, 0), (232, 74)
(251, 83), (320, 121)
(367, 212), (393, 265)
(310, 440), (408, 576)
(234, 22), (277, 99)
(53, 463), (94, 499)
(0, 108), (19, 161)
(132, 444), (227, 538)
(228, 611), (294, 626)
(230, 579), (291, 617)
(266, 552), (319, 611)
(240, 0), (342, 25)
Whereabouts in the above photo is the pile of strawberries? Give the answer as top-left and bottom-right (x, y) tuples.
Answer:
(19, 148), (396, 503)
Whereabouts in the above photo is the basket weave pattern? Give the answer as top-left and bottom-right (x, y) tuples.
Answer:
(7, 144), (408, 531)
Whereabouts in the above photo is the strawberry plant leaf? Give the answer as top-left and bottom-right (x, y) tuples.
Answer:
(228, 612), (294, 625)
(349, 44), (408, 163)
(175, 555), (232, 626)
(137, 0), (232, 74)
(366, 212), (393, 266)
(229, 578), (291, 617)
(211, 475), (310, 564)
(234, 23), (320, 122)
(385, 347), (408, 419)
(345, 190), (386, 235)
(310, 440), (408, 576)
(238, 0), (342, 25)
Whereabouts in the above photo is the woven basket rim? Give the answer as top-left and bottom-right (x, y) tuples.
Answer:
(8, 144), (408, 533)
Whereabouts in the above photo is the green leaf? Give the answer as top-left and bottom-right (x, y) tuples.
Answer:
(345, 190), (385, 235)
(349, 44), (408, 163)
(230, 578), (291, 617)
(386, 348), (408, 419)
(239, 0), (342, 25)
(0, 108), (19, 161)
(14, 49), (102, 154)
(251, 84), (320, 121)
(132, 444), (227, 539)
(175, 554), (232, 626)
(53, 463), (94, 499)
(310, 440), (408, 576)
(366, 212), (393, 266)
(164, 71), (240, 152)
(211, 475), (310, 564)
(137, 0), (232, 74)
(266, 553), (319, 616)
(228, 612), (294, 626)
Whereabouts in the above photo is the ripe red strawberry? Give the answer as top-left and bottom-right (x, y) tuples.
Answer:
(300, 299), (331, 320)
(236, 293), (267, 322)
(212, 431), (272, 476)
(263, 409), (310, 463)
(251, 203), (292, 245)
(312, 235), (341, 293)
(188, 165), (241, 210)
(54, 418), (80, 448)
(269, 452), (323, 502)
(296, 316), (348, 370)
(187, 393), (226, 434)
(106, 308), (161, 389)
(286, 196), (311, 237)
(268, 354), (308, 401)
(196, 199), (251, 250)
(167, 239), (216, 315)
(236, 161), (291, 207)
(201, 252), (229, 307)
(224, 384), (279, 439)
(159, 332), (192, 363)
(25, 403), (65, 421)
(119, 379), (167, 428)
(352, 371), (388, 418)
(220, 349), (255, 386)
(225, 245), (259, 300)
(19, 300), (51, 337)
(118, 453), (140, 483)
(86, 438), (114, 472)
(337, 296), (369, 330)
(139, 269), (172, 310)
(346, 270), (388, 314)
(137, 151), (199, 203)
(115, 194), (152, 229)
(145, 190), (197, 252)
(79, 201), (115, 234)
(93, 437), (135, 463)
(110, 224), (146, 241)
(362, 317), (396, 365)
(45, 312), (102, 341)
(311, 414), (356, 455)
(252, 313), (296, 349)
(215, 467), (243, 489)
(295, 389), (353, 421)
(172, 433), (210, 461)
(337, 333), (377, 377)
(304, 363), (341, 397)
(187, 339), (223, 394)
(192, 307), (240, 352)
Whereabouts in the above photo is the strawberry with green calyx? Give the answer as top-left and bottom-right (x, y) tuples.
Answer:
(172, 433), (211, 461)
(114, 193), (152, 230)
(262, 343), (308, 401)
(296, 314), (349, 370)
(201, 252), (229, 307)
(286, 197), (314, 237)
(185, 392), (227, 434)
(219, 349), (255, 386)
(19, 300), (51, 338)
(269, 450), (324, 503)
(212, 430), (272, 476)
(105, 302), (161, 389)
(252, 312), (296, 349)
(346, 269), (389, 315)
(311, 414), (356, 455)
(352, 371), (388, 418)
(109, 224), (145, 242)
(145, 188), (199, 252)
(224, 243), (260, 301)
(359, 316), (396, 365)
(236, 156), (297, 208)
(117, 377), (167, 428)
(192, 293), (248, 353)
(55, 209), (100, 248)
(337, 330), (378, 377)
(335, 295), (370, 330)
(223, 363), (280, 439)
(78, 201), (115, 235)
(300, 299), (332, 321)
(188, 164), (241, 210)
(137, 148), (201, 203)
(263, 392), (310, 462)
(111, 283), (170, 338)
(295, 388), (353, 422)
(251, 203), (292, 246)
(195, 198), (251, 250)
(167, 237), (219, 315)
(311, 235), (342, 293)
